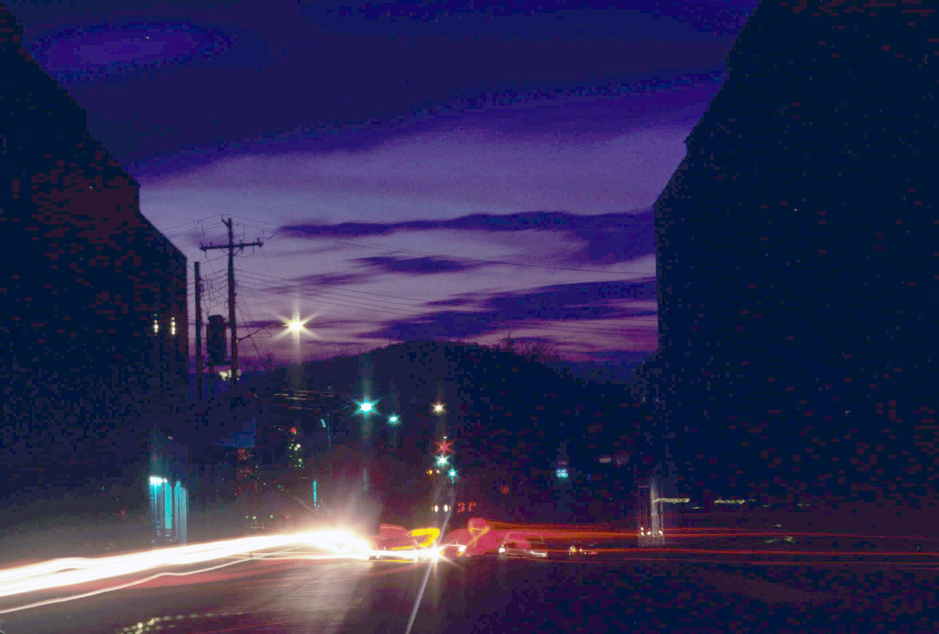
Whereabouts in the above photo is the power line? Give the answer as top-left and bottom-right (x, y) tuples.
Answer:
(235, 269), (428, 308)
(236, 279), (652, 339)
(161, 212), (653, 275)
(235, 267), (655, 335)
(276, 232), (651, 276)
(226, 215), (652, 276)
(236, 280), (420, 318)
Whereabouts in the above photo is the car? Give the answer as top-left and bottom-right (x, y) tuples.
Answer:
(497, 535), (549, 560)
(568, 541), (600, 558)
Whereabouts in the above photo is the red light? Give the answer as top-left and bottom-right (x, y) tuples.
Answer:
(435, 438), (454, 455)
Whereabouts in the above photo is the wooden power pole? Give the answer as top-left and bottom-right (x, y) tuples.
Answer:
(194, 261), (203, 400)
(200, 218), (262, 384)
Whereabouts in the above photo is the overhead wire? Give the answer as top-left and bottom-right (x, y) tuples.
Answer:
(235, 279), (420, 318)
(226, 216), (653, 277)
(164, 213), (653, 276)
(235, 278), (652, 339)
(233, 266), (654, 337)
(235, 268), (428, 308)
(179, 216), (657, 347)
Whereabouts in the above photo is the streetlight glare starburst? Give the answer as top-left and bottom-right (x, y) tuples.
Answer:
(432, 403), (445, 414)
(356, 399), (378, 415)
(278, 313), (318, 340)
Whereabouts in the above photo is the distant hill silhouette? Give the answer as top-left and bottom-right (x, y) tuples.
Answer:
(284, 340), (647, 472)
(195, 340), (656, 520)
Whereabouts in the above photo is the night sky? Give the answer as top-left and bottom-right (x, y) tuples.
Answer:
(6, 0), (759, 366)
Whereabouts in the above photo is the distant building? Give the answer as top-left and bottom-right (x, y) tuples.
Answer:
(653, 0), (939, 504)
(0, 4), (187, 488)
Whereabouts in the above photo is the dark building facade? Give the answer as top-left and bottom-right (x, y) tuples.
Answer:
(653, 0), (939, 505)
(0, 4), (188, 489)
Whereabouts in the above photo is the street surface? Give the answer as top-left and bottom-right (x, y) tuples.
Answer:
(2, 528), (938, 634)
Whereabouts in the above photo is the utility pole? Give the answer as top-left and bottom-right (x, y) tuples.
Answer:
(200, 218), (262, 384)
(194, 261), (204, 400)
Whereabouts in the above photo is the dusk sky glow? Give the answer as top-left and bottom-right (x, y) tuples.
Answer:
(6, 0), (760, 366)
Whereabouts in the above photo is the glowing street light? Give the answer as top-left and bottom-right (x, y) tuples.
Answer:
(279, 313), (319, 343)
(432, 403), (445, 414)
(388, 414), (400, 425)
(357, 400), (376, 415)
(435, 455), (449, 467)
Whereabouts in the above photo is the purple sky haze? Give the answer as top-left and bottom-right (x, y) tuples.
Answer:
(6, 0), (760, 366)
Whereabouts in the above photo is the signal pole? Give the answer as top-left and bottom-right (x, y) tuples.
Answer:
(200, 218), (262, 384)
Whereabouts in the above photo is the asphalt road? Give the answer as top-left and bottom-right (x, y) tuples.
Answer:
(2, 546), (939, 634)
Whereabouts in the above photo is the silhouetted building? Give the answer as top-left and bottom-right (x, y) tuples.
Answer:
(654, 0), (939, 505)
(0, 4), (188, 489)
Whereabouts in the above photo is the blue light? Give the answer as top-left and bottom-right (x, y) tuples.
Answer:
(313, 480), (318, 507)
(321, 418), (327, 428)
(164, 481), (172, 530)
(556, 469), (569, 479)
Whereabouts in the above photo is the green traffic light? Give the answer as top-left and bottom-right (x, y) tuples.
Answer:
(388, 414), (400, 424)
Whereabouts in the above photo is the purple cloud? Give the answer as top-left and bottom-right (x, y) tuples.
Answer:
(287, 272), (375, 288)
(281, 210), (654, 265)
(356, 256), (486, 275)
(366, 278), (657, 341)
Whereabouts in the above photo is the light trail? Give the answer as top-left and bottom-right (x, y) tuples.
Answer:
(0, 530), (372, 602)
(0, 553), (254, 616)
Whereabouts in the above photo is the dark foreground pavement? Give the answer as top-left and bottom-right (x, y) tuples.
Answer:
(2, 544), (939, 634)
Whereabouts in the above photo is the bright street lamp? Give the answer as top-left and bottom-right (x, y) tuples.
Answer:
(432, 403), (445, 414)
(388, 414), (400, 424)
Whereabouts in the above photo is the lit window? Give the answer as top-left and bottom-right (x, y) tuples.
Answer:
(152, 317), (159, 334)
(170, 317), (177, 337)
